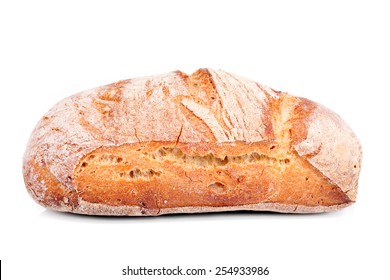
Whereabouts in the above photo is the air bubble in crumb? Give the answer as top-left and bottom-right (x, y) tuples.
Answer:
(143, 146), (290, 168)
(208, 182), (226, 193)
(99, 154), (125, 164)
(119, 167), (161, 180)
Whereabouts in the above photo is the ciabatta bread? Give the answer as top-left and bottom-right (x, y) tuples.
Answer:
(23, 69), (362, 215)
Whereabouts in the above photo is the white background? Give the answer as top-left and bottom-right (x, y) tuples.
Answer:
(1, 0), (389, 279)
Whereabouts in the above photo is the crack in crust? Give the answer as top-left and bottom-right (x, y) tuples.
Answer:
(142, 146), (291, 169)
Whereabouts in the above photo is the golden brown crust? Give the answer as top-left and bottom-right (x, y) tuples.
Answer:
(22, 69), (362, 215)
(72, 142), (350, 213)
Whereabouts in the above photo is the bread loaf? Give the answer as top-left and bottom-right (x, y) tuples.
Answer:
(23, 69), (362, 215)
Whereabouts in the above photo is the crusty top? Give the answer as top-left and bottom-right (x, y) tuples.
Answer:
(23, 68), (362, 207)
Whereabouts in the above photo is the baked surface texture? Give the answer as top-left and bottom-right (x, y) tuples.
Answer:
(23, 69), (362, 215)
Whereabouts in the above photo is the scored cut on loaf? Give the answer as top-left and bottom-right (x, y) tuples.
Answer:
(23, 68), (362, 215)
